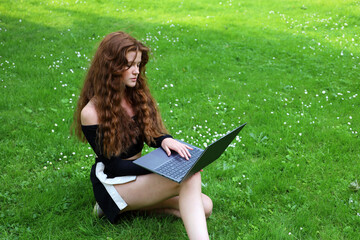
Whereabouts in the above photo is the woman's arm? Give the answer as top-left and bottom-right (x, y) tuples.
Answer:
(148, 134), (173, 148)
(82, 124), (151, 177)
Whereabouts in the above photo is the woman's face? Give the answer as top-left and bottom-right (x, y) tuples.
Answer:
(122, 51), (142, 88)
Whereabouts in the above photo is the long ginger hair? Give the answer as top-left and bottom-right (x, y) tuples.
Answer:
(74, 31), (168, 157)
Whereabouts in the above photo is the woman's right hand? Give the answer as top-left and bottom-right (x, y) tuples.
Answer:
(161, 138), (193, 160)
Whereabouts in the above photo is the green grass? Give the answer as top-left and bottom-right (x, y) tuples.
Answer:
(1, 0), (359, 239)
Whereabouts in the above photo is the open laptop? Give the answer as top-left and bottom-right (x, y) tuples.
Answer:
(134, 123), (246, 183)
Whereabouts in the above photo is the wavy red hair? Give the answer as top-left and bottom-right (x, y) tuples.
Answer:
(74, 31), (168, 157)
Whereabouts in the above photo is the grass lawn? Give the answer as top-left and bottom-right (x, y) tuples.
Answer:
(0, 0), (359, 239)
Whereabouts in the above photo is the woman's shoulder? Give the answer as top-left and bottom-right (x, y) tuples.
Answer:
(81, 100), (99, 125)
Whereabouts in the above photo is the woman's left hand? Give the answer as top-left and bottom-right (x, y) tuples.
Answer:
(161, 138), (193, 160)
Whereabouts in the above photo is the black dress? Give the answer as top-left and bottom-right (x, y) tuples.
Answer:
(82, 124), (172, 223)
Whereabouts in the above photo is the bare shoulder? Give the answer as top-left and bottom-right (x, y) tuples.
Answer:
(81, 100), (99, 125)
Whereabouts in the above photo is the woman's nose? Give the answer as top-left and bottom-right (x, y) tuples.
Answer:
(133, 66), (139, 74)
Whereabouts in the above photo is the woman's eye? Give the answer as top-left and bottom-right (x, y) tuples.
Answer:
(126, 63), (140, 68)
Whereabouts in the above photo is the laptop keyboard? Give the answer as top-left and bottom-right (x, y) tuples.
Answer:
(155, 148), (203, 181)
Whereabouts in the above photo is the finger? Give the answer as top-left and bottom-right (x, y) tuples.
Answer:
(184, 148), (191, 159)
(176, 148), (187, 160)
(182, 148), (191, 160)
(184, 153), (189, 160)
(164, 146), (171, 156)
(185, 145), (193, 150)
(183, 150), (189, 160)
(179, 149), (186, 159)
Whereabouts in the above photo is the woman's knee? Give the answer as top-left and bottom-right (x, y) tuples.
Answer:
(182, 172), (202, 186)
(181, 173), (213, 217)
(202, 194), (213, 218)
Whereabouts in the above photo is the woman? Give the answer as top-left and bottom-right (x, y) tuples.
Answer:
(74, 31), (213, 239)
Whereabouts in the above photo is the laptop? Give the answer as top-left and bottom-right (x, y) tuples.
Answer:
(134, 123), (247, 183)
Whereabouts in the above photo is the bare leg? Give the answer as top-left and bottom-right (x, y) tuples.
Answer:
(142, 194), (213, 219)
(140, 197), (182, 218)
(179, 172), (209, 240)
(114, 172), (212, 239)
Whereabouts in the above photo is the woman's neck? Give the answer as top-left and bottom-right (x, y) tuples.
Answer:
(121, 98), (135, 117)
